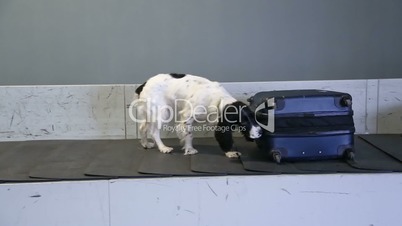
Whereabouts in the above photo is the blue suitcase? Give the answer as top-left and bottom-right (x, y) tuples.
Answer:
(248, 89), (355, 163)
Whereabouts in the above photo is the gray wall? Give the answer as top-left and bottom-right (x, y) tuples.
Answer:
(0, 0), (401, 85)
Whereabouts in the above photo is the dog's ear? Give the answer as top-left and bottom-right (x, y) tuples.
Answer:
(236, 103), (262, 141)
(224, 104), (240, 123)
(222, 101), (247, 124)
(240, 106), (255, 123)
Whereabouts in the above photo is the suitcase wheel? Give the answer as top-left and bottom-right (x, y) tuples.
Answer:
(271, 150), (282, 163)
(345, 148), (355, 161)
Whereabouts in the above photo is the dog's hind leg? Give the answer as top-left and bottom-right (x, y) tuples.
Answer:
(139, 122), (155, 149)
(177, 118), (198, 155)
(136, 103), (155, 149)
(149, 108), (173, 154)
(149, 122), (173, 153)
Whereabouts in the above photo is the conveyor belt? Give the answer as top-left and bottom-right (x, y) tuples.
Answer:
(0, 135), (401, 183)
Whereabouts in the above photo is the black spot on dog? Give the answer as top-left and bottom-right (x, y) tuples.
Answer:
(170, 73), (186, 79)
(135, 82), (147, 95)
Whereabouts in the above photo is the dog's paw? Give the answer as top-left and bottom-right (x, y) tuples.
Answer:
(159, 146), (174, 154)
(184, 147), (198, 155)
(141, 141), (155, 149)
(225, 151), (242, 158)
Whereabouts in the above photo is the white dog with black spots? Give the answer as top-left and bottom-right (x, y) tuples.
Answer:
(135, 73), (262, 158)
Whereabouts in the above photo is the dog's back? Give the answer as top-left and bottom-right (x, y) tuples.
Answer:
(137, 73), (235, 108)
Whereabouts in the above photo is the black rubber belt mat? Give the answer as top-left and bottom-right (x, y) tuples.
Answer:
(359, 134), (402, 162)
(293, 160), (373, 173)
(84, 140), (150, 178)
(1, 135), (401, 183)
(348, 136), (402, 172)
(191, 145), (255, 175)
(29, 140), (110, 180)
(138, 139), (208, 176)
(240, 147), (303, 174)
(0, 141), (62, 182)
(190, 141), (260, 175)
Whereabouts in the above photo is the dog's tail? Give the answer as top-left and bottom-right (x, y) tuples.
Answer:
(135, 82), (147, 95)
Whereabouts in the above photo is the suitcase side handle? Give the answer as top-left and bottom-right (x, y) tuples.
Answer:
(340, 95), (352, 107)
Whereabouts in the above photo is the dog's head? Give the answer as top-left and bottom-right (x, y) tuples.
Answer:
(222, 101), (262, 140)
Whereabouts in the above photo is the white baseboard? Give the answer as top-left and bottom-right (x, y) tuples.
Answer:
(1, 174), (402, 226)
(377, 79), (402, 133)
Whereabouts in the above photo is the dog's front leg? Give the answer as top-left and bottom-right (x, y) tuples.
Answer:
(214, 121), (242, 158)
